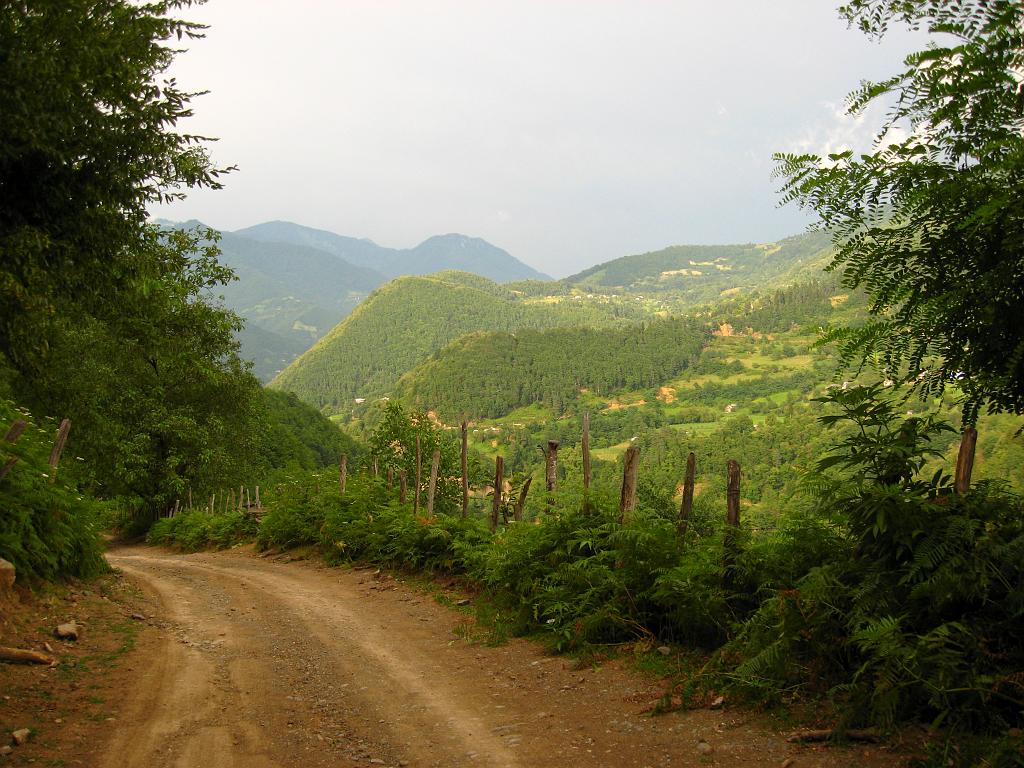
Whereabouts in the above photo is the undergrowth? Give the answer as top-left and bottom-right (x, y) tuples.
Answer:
(146, 509), (258, 551)
(0, 399), (107, 582)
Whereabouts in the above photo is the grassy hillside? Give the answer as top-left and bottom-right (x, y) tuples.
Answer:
(271, 272), (651, 412)
(566, 230), (833, 301)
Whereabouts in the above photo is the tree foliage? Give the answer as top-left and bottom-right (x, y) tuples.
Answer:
(0, 0), (228, 369)
(396, 318), (709, 420)
(0, 1), (281, 521)
(774, 0), (1024, 421)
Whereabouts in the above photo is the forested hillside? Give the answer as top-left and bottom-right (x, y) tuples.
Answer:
(271, 272), (652, 412)
(396, 318), (709, 419)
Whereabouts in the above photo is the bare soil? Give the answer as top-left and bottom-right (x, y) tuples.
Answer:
(2, 545), (919, 767)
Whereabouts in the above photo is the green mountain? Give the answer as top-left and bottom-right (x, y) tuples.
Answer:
(270, 272), (649, 412)
(215, 230), (389, 379)
(395, 318), (710, 420)
(566, 230), (833, 300)
(234, 221), (551, 282)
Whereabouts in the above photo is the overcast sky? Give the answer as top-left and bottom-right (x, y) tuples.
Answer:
(157, 1), (922, 278)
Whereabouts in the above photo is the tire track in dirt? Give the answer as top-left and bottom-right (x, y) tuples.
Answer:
(102, 546), (909, 768)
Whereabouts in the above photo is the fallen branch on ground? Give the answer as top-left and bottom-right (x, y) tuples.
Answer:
(787, 729), (879, 743)
(0, 646), (56, 665)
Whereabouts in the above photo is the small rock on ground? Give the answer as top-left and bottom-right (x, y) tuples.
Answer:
(11, 728), (31, 746)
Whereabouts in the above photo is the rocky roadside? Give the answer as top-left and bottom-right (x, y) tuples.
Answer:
(0, 560), (162, 765)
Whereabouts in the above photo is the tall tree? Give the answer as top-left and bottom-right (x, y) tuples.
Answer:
(774, 0), (1024, 422)
(0, 1), (266, 514)
(0, 0), (228, 370)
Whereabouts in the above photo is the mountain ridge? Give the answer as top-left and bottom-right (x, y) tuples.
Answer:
(232, 220), (551, 282)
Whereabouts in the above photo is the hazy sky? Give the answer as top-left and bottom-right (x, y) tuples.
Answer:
(158, 1), (921, 277)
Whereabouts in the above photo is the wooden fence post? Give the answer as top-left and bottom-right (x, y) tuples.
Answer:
(619, 445), (639, 522)
(461, 420), (469, 518)
(491, 455), (504, 532)
(582, 412), (591, 492)
(426, 449), (440, 517)
(47, 418), (71, 484)
(387, 466), (394, 486)
(723, 460), (741, 590)
(955, 427), (978, 495)
(414, 435), (422, 514)
(0, 419), (28, 482)
(545, 440), (559, 493)
(399, 470), (408, 504)
(678, 452), (696, 541)
(514, 476), (532, 522)
(372, 456), (378, 478)
(255, 486), (261, 509)
(339, 454), (348, 495)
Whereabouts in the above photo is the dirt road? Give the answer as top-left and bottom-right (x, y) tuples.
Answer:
(100, 546), (906, 768)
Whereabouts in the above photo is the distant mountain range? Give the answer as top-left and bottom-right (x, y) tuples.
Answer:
(269, 229), (839, 416)
(235, 221), (549, 283)
(158, 219), (548, 381)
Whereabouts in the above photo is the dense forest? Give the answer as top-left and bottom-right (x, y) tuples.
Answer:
(396, 318), (709, 419)
(271, 272), (652, 412)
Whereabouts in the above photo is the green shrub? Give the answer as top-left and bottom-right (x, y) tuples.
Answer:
(727, 386), (1024, 748)
(147, 509), (257, 551)
(0, 401), (106, 582)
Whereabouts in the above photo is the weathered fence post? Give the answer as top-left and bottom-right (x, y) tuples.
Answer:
(386, 466), (394, 486)
(0, 419), (28, 482)
(414, 435), (422, 514)
(491, 455), (504, 532)
(426, 449), (440, 517)
(545, 440), (559, 493)
(514, 476), (532, 522)
(723, 460), (741, 590)
(255, 486), (261, 509)
(955, 427), (978, 495)
(173, 499), (180, 518)
(582, 412), (591, 492)
(461, 420), (469, 518)
(678, 452), (696, 540)
(209, 493), (215, 514)
(47, 418), (71, 484)
(372, 457), (379, 478)
(399, 470), (408, 504)
(619, 445), (639, 522)
(339, 454), (348, 495)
